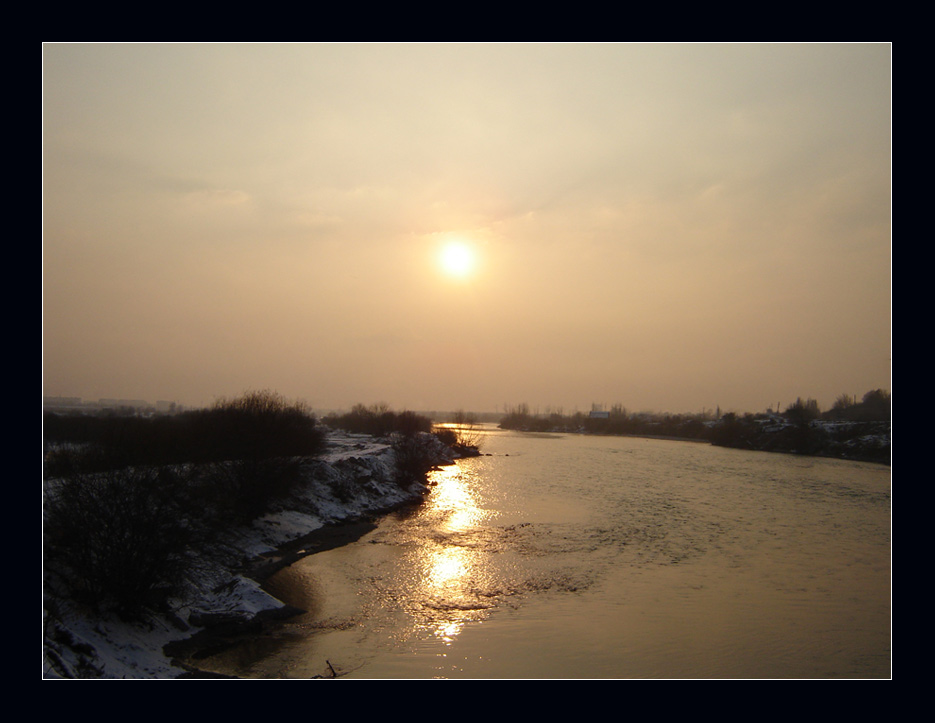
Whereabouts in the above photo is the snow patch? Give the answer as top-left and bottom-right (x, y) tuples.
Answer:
(43, 428), (454, 679)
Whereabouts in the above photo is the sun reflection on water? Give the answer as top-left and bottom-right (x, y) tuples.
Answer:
(417, 464), (492, 644)
(428, 546), (467, 586)
(433, 620), (463, 644)
(426, 464), (488, 532)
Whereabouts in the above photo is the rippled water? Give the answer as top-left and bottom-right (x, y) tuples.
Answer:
(204, 428), (891, 679)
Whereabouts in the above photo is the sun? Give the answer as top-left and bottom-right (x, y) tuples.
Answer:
(439, 241), (476, 278)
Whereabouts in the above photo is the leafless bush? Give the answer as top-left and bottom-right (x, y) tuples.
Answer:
(435, 410), (483, 455)
(391, 432), (439, 487)
(196, 456), (305, 520)
(44, 466), (198, 617)
(325, 404), (432, 437)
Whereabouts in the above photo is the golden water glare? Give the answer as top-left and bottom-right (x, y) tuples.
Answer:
(417, 464), (492, 644)
(426, 464), (487, 532)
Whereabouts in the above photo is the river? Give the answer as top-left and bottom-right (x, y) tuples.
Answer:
(199, 426), (891, 679)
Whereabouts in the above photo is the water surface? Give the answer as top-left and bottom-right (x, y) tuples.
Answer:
(203, 428), (891, 679)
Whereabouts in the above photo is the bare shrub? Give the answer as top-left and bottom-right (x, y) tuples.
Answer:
(44, 466), (198, 617)
(196, 456), (304, 521)
(450, 410), (483, 452)
(391, 432), (439, 487)
(432, 410), (482, 456)
(432, 427), (458, 447)
(195, 389), (325, 462)
(325, 404), (431, 438)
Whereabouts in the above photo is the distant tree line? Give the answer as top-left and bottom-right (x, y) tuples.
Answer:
(44, 390), (325, 472)
(499, 402), (711, 440)
(498, 389), (891, 465)
(712, 389), (890, 464)
(322, 402), (432, 437)
(826, 389), (891, 422)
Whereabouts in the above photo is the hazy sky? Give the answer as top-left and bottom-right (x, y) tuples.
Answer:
(42, 43), (891, 414)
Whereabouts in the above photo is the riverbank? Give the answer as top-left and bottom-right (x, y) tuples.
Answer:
(710, 417), (891, 465)
(43, 429), (457, 679)
(500, 416), (891, 466)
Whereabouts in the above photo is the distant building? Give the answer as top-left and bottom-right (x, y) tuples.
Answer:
(43, 396), (82, 407)
(99, 399), (151, 409)
(589, 410), (609, 419)
(43, 396), (84, 412)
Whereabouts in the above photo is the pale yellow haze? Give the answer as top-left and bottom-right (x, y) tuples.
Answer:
(42, 43), (891, 414)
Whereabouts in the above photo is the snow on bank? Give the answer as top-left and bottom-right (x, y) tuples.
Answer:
(43, 429), (456, 679)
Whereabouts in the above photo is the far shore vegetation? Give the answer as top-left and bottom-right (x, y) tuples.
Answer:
(497, 389), (890, 465)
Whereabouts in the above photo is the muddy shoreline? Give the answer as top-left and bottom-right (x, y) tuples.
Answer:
(247, 519), (380, 585)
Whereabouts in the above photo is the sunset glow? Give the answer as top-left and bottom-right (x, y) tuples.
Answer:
(42, 43), (891, 414)
(439, 241), (475, 279)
